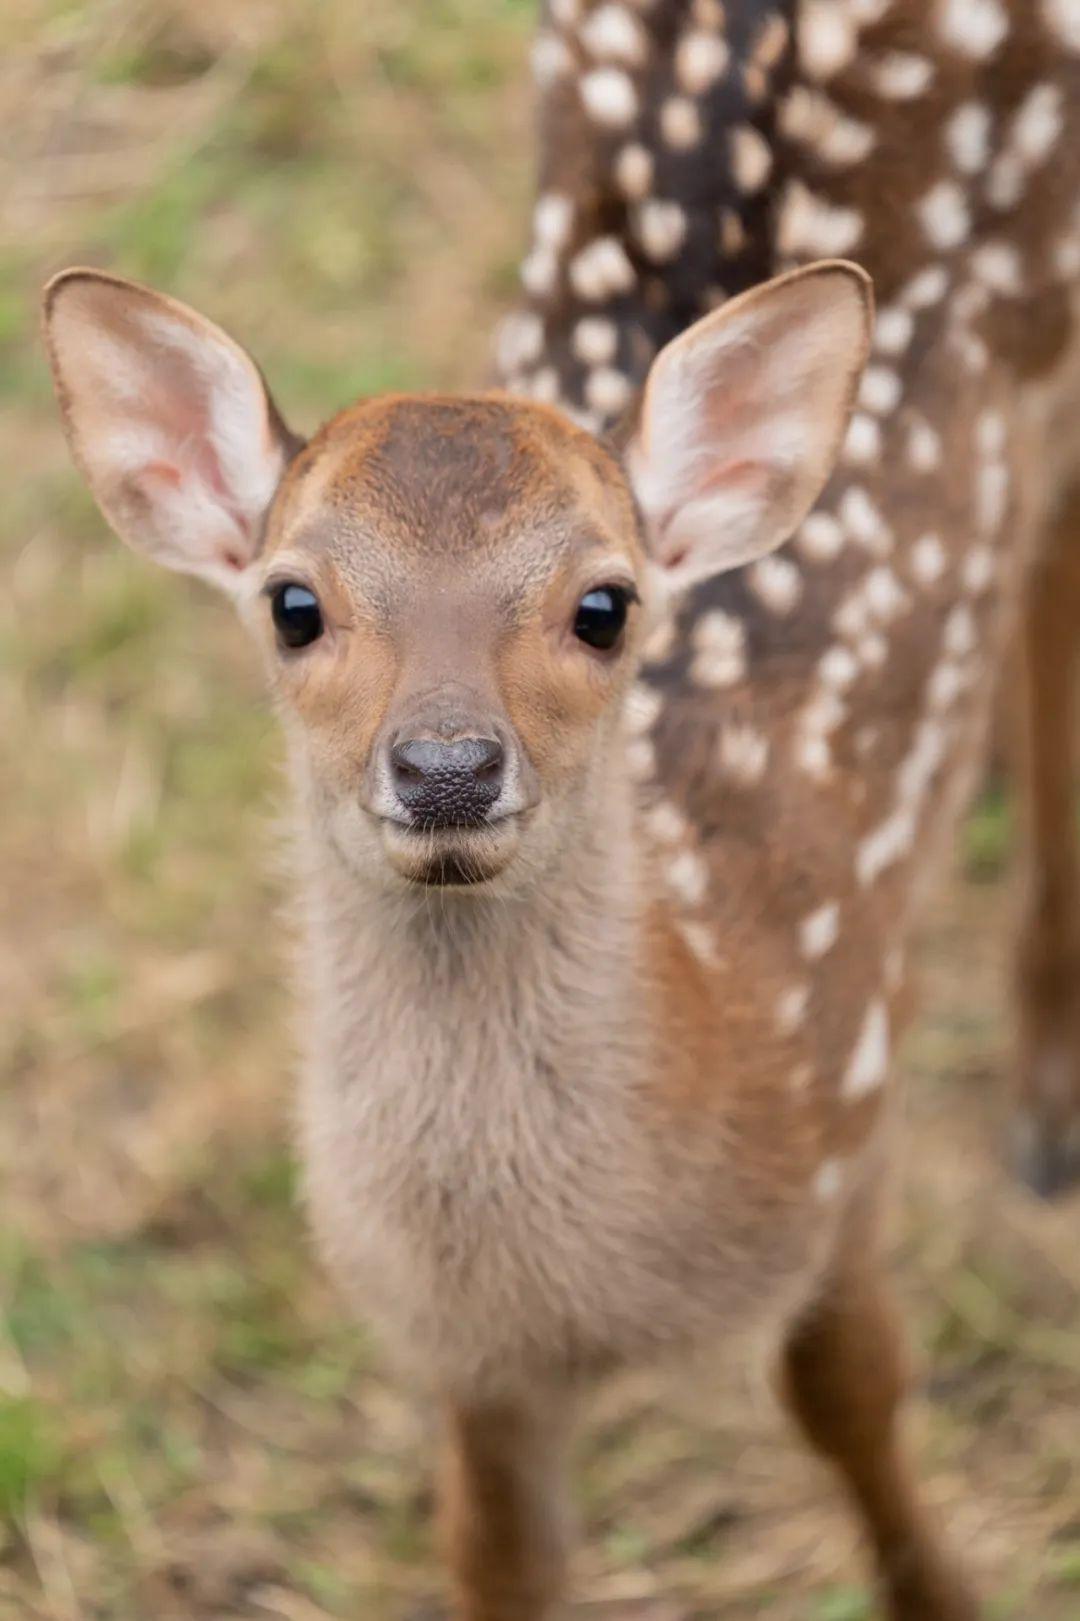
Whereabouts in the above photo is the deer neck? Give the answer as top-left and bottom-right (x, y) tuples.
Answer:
(297, 761), (651, 1088)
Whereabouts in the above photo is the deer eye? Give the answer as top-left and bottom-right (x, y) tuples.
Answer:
(574, 585), (631, 651)
(271, 582), (323, 649)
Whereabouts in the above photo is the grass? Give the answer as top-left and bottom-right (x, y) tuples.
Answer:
(2, 2), (1080, 1618)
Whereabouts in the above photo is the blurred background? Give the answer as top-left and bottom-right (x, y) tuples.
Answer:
(2, 3), (1079, 1618)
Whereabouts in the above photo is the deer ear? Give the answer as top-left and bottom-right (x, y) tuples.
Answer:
(42, 269), (299, 594)
(626, 261), (872, 594)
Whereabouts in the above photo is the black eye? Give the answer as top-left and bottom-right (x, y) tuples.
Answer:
(271, 582), (323, 649)
(574, 586), (630, 651)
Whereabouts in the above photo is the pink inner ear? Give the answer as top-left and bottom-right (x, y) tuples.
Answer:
(142, 460), (182, 489)
(654, 456), (766, 569)
(137, 365), (253, 544)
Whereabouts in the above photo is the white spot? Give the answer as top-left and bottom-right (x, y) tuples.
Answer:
(841, 999), (890, 1099)
(799, 2), (856, 80)
(521, 246), (559, 297)
(625, 736), (656, 781)
(819, 645), (859, 690)
(675, 29), (730, 94)
(833, 588), (871, 641)
(730, 125), (773, 192)
(918, 180), (971, 250)
(661, 96), (702, 150)
(580, 67), (638, 127)
(944, 603), (977, 658)
(857, 631), (888, 669)
(865, 565), (909, 621)
(776, 982), (811, 1035)
(856, 715), (948, 883)
(910, 533), (947, 587)
(636, 199), (688, 262)
(901, 265), (949, 309)
(719, 724), (770, 785)
(580, 4), (646, 64)
(718, 209), (747, 256)
(534, 193), (574, 250)
(749, 554), (802, 615)
(975, 411), (1006, 458)
(531, 32), (574, 86)
(624, 682), (662, 735)
(936, 0), (1009, 60)
(946, 103), (993, 174)
(859, 366), (902, 415)
(691, 610), (747, 689)
(976, 461), (1009, 535)
(797, 511), (845, 563)
(779, 88), (876, 167)
(906, 417), (942, 472)
(804, 688), (846, 738)
(615, 142), (654, 200)
(800, 901), (841, 961)
(843, 413), (882, 466)
(839, 486), (893, 556)
(927, 660), (966, 711)
(972, 241), (1023, 295)
(796, 733), (833, 780)
(814, 1159), (843, 1200)
(987, 153), (1024, 211)
(954, 330), (991, 375)
(573, 316), (618, 365)
(777, 180), (864, 258)
(586, 366), (632, 416)
(647, 799), (688, 845)
(952, 280), (990, 328)
(678, 918), (723, 969)
(1042, 0), (1080, 50)
(874, 306), (914, 356)
(667, 848), (709, 908)
(962, 545), (995, 594)
(496, 312), (544, 374)
(550, 0), (581, 26)
(1012, 83), (1064, 166)
(872, 51), (934, 99)
(568, 237), (636, 300)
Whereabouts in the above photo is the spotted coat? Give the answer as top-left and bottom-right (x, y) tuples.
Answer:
(497, 0), (1080, 1182)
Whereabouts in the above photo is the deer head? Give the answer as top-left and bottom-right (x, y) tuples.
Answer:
(43, 262), (871, 892)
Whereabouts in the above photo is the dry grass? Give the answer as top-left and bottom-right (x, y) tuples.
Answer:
(2, 4), (1079, 1618)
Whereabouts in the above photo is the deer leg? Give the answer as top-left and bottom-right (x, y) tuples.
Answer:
(779, 1203), (978, 1621)
(438, 1390), (574, 1621)
(1012, 480), (1080, 1196)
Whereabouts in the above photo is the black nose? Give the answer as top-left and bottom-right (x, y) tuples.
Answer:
(389, 735), (505, 828)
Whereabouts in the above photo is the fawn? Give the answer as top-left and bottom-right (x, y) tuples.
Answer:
(42, 1), (1080, 1618)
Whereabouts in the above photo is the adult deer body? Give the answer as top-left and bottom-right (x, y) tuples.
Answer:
(43, 2), (1080, 1619)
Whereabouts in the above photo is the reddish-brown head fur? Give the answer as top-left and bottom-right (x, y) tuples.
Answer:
(257, 393), (648, 886)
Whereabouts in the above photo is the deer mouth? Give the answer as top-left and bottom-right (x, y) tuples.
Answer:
(379, 815), (524, 888)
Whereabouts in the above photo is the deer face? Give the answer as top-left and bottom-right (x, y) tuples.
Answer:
(252, 394), (648, 887)
(42, 263), (871, 891)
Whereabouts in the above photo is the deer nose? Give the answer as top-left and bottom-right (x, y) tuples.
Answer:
(389, 735), (505, 827)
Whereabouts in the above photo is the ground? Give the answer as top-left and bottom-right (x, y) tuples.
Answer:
(2, 4), (1079, 1618)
